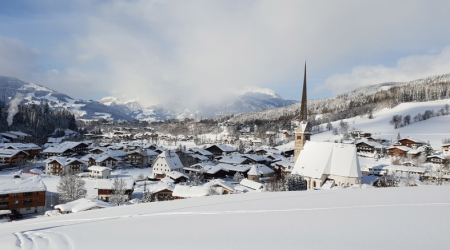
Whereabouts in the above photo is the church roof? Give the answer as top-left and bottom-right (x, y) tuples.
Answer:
(292, 141), (361, 179)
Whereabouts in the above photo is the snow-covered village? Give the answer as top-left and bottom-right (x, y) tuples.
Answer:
(1, 1), (450, 250)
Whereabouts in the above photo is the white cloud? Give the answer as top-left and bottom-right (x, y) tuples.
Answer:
(4, 1), (450, 105)
(321, 46), (450, 95)
(0, 36), (38, 79)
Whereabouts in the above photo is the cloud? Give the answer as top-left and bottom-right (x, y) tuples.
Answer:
(3, 0), (450, 105)
(320, 46), (450, 95)
(0, 36), (38, 79)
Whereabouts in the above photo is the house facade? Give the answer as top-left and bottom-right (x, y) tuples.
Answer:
(0, 176), (46, 214)
(45, 157), (86, 176)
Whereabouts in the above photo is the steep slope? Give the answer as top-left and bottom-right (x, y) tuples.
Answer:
(0, 76), (133, 120)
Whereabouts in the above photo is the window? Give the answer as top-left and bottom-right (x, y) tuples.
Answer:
(0, 194), (8, 199)
(13, 193), (18, 197)
(23, 199), (33, 205)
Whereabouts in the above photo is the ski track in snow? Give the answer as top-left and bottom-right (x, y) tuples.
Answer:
(13, 231), (73, 250)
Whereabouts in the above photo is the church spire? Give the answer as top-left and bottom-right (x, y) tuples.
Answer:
(294, 62), (311, 164)
(299, 62), (307, 122)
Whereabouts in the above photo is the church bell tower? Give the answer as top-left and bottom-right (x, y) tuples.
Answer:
(294, 62), (311, 163)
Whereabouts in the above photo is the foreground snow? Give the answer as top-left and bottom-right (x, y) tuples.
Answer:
(1, 186), (450, 249)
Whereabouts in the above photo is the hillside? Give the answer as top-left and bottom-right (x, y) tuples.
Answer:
(1, 186), (449, 249)
(0, 76), (133, 120)
(311, 98), (450, 149)
(229, 73), (450, 123)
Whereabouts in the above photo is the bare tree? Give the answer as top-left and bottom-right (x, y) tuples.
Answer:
(141, 181), (154, 203)
(57, 175), (87, 203)
(189, 170), (204, 186)
(110, 176), (127, 206)
(233, 172), (244, 182)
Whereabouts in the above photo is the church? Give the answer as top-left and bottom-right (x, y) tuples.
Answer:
(291, 63), (362, 189)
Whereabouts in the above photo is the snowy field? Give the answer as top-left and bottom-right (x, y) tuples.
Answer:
(312, 99), (450, 148)
(1, 185), (449, 249)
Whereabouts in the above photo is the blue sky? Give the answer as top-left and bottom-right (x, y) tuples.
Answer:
(1, 1), (450, 106)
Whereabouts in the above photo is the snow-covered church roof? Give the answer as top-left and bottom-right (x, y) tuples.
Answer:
(292, 141), (361, 179)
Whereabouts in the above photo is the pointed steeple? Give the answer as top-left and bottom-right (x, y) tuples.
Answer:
(299, 62), (307, 122)
(294, 62), (311, 164)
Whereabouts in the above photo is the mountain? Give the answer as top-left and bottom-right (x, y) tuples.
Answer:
(128, 87), (297, 121)
(0, 76), (133, 120)
(99, 96), (143, 114)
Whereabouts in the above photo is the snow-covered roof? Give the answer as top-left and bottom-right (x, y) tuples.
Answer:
(0, 176), (46, 195)
(370, 165), (427, 173)
(218, 153), (248, 164)
(172, 185), (209, 198)
(399, 137), (427, 144)
(96, 154), (118, 163)
(55, 198), (114, 213)
(94, 178), (135, 190)
(166, 171), (190, 180)
(192, 154), (209, 161)
(88, 166), (112, 172)
(154, 151), (183, 170)
(247, 164), (274, 176)
(160, 176), (175, 183)
(43, 141), (87, 153)
(1, 143), (41, 151)
(216, 163), (252, 173)
(184, 164), (227, 175)
(0, 149), (28, 158)
(355, 139), (384, 148)
(190, 147), (213, 156)
(149, 182), (175, 193)
(45, 156), (85, 166)
(292, 141), (362, 179)
(204, 179), (234, 192)
(239, 178), (263, 190)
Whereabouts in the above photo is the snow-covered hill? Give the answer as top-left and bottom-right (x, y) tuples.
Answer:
(1, 185), (449, 249)
(311, 98), (450, 149)
(230, 73), (450, 123)
(0, 76), (133, 120)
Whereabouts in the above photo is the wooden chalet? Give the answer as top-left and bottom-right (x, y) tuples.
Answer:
(0, 149), (29, 166)
(0, 176), (46, 214)
(204, 144), (235, 157)
(355, 140), (385, 154)
(387, 146), (410, 157)
(427, 155), (446, 165)
(45, 157), (86, 176)
(398, 138), (426, 148)
(183, 163), (229, 179)
(2, 143), (41, 159)
(94, 179), (135, 202)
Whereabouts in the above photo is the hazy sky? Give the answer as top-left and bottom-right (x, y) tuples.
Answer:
(1, 1), (450, 107)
